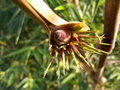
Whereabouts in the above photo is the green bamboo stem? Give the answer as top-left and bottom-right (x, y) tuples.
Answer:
(95, 0), (120, 84)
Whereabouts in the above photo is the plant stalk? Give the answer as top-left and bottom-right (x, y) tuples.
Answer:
(95, 0), (120, 84)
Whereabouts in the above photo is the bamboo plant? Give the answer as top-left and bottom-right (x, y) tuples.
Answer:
(12, 0), (110, 78)
(11, 0), (120, 89)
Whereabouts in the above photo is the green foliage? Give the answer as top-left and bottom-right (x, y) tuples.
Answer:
(0, 0), (120, 90)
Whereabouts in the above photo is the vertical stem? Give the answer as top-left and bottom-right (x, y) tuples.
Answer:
(73, 0), (83, 18)
(96, 0), (120, 83)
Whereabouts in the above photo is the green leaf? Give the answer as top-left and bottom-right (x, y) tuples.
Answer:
(91, 0), (100, 20)
(15, 12), (26, 44)
(7, 74), (14, 86)
(33, 50), (42, 63)
(4, 47), (32, 58)
(55, 5), (66, 11)
(61, 73), (77, 85)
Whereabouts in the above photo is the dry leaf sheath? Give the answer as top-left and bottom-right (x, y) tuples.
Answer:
(12, 0), (109, 78)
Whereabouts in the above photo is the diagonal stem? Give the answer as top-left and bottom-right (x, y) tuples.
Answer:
(12, 0), (51, 35)
(26, 0), (67, 26)
(12, 0), (68, 36)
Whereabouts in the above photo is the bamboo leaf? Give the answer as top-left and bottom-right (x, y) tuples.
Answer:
(61, 73), (77, 85)
(55, 5), (66, 11)
(7, 74), (14, 86)
(4, 47), (31, 58)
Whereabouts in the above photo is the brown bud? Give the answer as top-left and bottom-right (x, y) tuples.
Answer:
(51, 28), (71, 45)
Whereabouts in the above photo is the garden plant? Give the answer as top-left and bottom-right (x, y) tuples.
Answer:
(0, 0), (120, 90)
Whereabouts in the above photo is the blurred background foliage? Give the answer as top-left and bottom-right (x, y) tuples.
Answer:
(0, 0), (120, 90)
